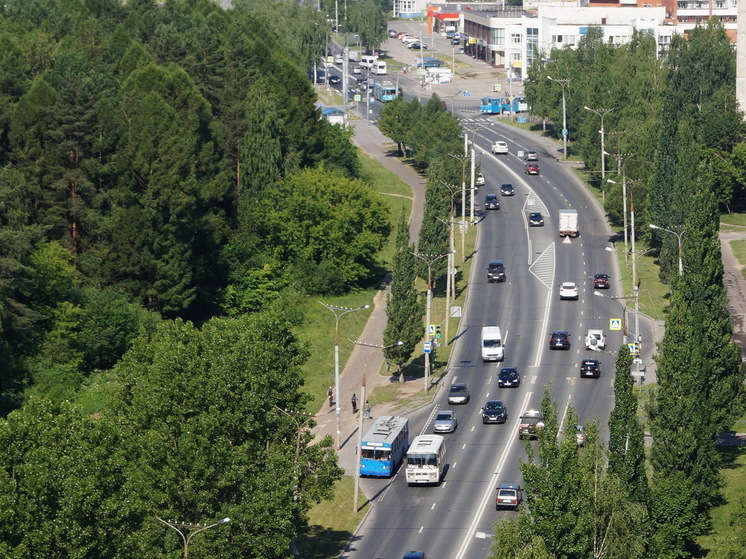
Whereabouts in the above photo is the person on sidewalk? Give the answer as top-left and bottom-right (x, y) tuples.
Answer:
(364, 401), (372, 419)
(327, 386), (334, 408)
(351, 393), (358, 414)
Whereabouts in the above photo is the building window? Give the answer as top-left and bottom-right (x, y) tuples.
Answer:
(492, 28), (505, 46)
(398, 0), (415, 13)
(511, 33), (522, 44)
(512, 51), (521, 61)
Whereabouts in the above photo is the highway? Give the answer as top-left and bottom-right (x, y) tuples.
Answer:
(343, 114), (637, 559)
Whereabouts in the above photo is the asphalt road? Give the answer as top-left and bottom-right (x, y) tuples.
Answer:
(342, 119), (657, 559)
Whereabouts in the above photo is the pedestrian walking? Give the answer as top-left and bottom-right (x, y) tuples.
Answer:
(351, 393), (358, 414)
(364, 401), (372, 419)
(327, 387), (334, 408)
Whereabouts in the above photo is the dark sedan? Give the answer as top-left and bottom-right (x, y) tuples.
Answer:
(482, 400), (508, 424)
(485, 194), (500, 210)
(497, 367), (520, 387)
(594, 273), (610, 289)
(328, 74), (341, 85)
(500, 183), (515, 196)
(528, 212), (544, 226)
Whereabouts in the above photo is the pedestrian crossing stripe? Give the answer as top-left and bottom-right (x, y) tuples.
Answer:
(610, 318), (622, 331)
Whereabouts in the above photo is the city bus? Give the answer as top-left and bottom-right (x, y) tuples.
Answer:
(372, 80), (398, 102)
(405, 434), (446, 485)
(480, 96), (529, 114)
(359, 415), (409, 478)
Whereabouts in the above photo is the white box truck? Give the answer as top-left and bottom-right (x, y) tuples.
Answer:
(558, 209), (579, 238)
(481, 327), (504, 362)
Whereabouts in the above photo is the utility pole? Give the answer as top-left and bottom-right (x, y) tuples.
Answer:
(547, 77), (571, 159)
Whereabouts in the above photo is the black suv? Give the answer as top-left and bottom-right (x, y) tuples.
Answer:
(485, 194), (500, 210)
(549, 330), (571, 350)
(482, 400), (508, 424)
(580, 359), (601, 378)
(487, 260), (506, 283)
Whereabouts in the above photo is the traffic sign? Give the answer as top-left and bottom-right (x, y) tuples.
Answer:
(428, 324), (436, 336)
(424, 341), (432, 353)
(327, 56), (334, 64)
(354, 94), (361, 102)
(493, 84), (502, 92)
(610, 318), (622, 331)
(628, 343), (639, 355)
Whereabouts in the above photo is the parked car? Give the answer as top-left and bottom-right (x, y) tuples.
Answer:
(447, 383), (470, 404)
(408, 43), (428, 50)
(525, 163), (540, 175)
(549, 330), (571, 350)
(498, 367), (520, 388)
(352, 66), (363, 74)
(524, 150), (539, 161)
(487, 260), (506, 283)
(482, 400), (508, 424)
(580, 358), (601, 379)
(476, 172), (485, 187)
(451, 37), (460, 45)
(496, 483), (523, 510)
(388, 29), (398, 38)
(433, 410), (458, 433)
(559, 281), (579, 300)
(576, 425), (586, 446)
(593, 273), (610, 289)
(500, 183), (515, 196)
(328, 74), (341, 85)
(529, 212), (544, 226)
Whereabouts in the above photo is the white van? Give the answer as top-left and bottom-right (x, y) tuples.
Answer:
(360, 55), (378, 69)
(481, 327), (504, 362)
(372, 61), (387, 75)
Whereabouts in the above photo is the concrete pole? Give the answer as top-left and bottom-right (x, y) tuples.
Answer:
(470, 145), (476, 224)
(353, 376), (365, 512)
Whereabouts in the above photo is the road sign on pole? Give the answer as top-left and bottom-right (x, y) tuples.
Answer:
(428, 324), (435, 336)
(610, 318), (622, 331)
(424, 342), (432, 353)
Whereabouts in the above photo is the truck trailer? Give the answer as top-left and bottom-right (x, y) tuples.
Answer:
(558, 209), (579, 238)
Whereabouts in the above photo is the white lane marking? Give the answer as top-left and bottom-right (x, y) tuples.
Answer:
(533, 284), (554, 368)
(431, 503), (436, 510)
(453, 391), (533, 559)
(558, 394), (572, 440)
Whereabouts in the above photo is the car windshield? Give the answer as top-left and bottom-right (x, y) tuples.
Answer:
(484, 340), (502, 348)
(450, 385), (465, 393)
(486, 402), (504, 410)
(500, 369), (517, 378)
(498, 489), (517, 498)
(486, 195), (497, 201)
(436, 412), (452, 420)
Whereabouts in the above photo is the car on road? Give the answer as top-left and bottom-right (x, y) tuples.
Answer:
(447, 383), (470, 404)
(433, 410), (457, 433)
(408, 43), (428, 50)
(585, 329), (606, 350)
(525, 163), (540, 175)
(498, 367), (520, 388)
(580, 358), (601, 379)
(496, 483), (523, 510)
(485, 194), (500, 210)
(524, 150), (539, 161)
(334, 55), (344, 64)
(403, 552), (426, 559)
(593, 273), (610, 289)
(476, 172), (485, 187)
(559, 281), (579, 300)
(528, 211), (544, 226)
(451, 37), (460, 45)
(487, 260), (506, 283)
(518, 410), (545, 439)
(492, 141), (509, 154)
(549, 330), (571, 350)
(352, 66), (363, 74)
(328, 74), (341, 85)
(500, 183), (515, 196)
(576, 425), (586, 446)
(482, 400), (508, 424)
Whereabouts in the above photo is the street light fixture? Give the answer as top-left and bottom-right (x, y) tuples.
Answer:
(411, 252), (454, 389)
(157, 516), (230, 559)
(318, 302), (370, 449)
(583, 106), (615, 188)
(649, 224), (685, 276)
(547, 76), (571, 159)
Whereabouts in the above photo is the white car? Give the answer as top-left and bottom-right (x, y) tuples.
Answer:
(475, 173), (485, 187)
(402, 35), (420, 44)
(585, 329), (606, 350)
(352, 66), (362, 74)
(492, 141), (509, 155)
(559, 281), (578, 300)
(334, 55), (344, 64)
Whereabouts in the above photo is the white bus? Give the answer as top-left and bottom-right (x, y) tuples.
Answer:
(405, 434), (446, 485)
(372, 61), (387, 75)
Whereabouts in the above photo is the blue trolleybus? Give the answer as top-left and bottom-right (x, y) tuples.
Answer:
(372, 80), (398, 102)
(359, 415), (410, 478)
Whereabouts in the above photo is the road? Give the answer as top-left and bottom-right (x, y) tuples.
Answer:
(340, 114), (657, 558)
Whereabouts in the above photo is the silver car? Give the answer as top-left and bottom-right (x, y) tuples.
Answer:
(433, 410), (458, 433)
(447, 383), (470, 404)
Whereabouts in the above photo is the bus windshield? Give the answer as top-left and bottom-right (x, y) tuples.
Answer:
(361, 448), (391, 460)
(407, 453), (438, 466)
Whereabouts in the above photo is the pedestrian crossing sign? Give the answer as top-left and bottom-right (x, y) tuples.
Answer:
(428, 324), (436, 336)
(610, 318), (622, 331)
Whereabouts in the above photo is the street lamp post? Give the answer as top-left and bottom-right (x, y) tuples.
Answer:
(348, 339), (402, 512)
(412, 252), (453, 389)
(583, 106), (615, 188)
(649, 224), (685, 276)
(157, 517), (230, 559)
(547, 76), (571, 159)
(318, 302), (370, 449)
